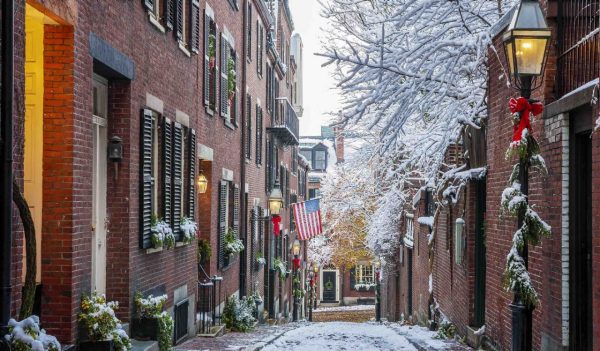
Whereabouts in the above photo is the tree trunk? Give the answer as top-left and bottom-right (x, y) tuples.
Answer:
(13, 176), (36, 319)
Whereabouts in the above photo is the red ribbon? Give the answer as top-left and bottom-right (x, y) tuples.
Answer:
(509, 97), (544, 144)
(271, 215), (281, 236)
(292, 257), (301, 270)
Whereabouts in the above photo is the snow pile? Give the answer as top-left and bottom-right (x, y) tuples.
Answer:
(418, 216), (434, 228)
(5, 316), (61, 351)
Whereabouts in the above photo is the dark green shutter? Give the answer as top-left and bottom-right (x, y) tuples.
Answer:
(140, 109), (154, 249)
(188, 129), (196, 218)
(175, 0), (184, 41)
(218, 181), (227, 268)
(251, 207), (258, 271)
(220, 34), (229, 117)
(143, 0), (154, 11)
(245, 94), (252, 159)
(172, 122), (183, 239)
(191, 0), (200, 54)
(350, 267), (356, 290)
(203, 13), (211, 106)
(163, 118), (173, 225)
(265, 139), (271, 193)
(164, 0), (174, 30)
(255, 107), (262, 165)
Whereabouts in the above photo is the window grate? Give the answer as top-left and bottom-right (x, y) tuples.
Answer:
(174, 298), (189, 343)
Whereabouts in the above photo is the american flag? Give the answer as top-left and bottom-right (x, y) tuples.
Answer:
(292, 199), (323, 240)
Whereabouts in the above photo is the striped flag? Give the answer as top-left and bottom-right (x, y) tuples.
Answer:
(292, 198), (323, 240)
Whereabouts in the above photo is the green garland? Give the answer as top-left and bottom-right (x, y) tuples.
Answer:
(157, 312), (174, 351)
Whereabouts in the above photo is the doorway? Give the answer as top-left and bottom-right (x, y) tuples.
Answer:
(569, 108), (593, 350)
(473, 179), (486, 328)
(321, 270), (338, 302)
(91, 75), (108, 295)
(407, 248), (413, 317)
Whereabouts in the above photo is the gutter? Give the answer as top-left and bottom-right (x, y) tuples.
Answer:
(1, 0), (15, 332)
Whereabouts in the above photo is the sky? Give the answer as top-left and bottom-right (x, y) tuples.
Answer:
(289, 0), (341, 137)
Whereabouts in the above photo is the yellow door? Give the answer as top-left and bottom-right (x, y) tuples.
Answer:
(24, 5), (45, 284)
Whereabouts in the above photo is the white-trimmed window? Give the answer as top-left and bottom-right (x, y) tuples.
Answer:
(356, 265), (375, 285)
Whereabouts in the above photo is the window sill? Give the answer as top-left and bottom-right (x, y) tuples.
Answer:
(246, 57), (252, 64)
(148, 12), (166, 33)
(146, 247), (164, 254)
(224, 121), (236, 130)
(178, 42), (192, 57)
(205, 107), (215, 116)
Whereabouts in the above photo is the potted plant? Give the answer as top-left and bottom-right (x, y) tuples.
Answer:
(180, 217), (197, 244)
(273, 257), (289, 281)
(224, 228), (244, 256)
(227, 56), (236, 104)
(131, 293), (166, 340)
(208, 34), (216, 69)
(6, 315), (61, 351)
(255, 251), (266, 270)
(151, 215), (175, 250)
(79, 293), (131, 351)
(197, 238), (211, 265)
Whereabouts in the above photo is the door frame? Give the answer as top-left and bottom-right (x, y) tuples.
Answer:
(320, 268), (340, 303)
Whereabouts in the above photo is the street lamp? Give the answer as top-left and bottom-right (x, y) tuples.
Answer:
(268, 179), (284, 216)
(196, 172), (208, 194)
(503, 0), (551, 97)
(502, 2), (550, 350)
(308, 271), (315, 322)
(292, 240), (301, 321)
(374, 261), (381, 322)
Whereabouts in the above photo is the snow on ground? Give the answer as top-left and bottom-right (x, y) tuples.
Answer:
(263, 322), (417, 351)
(387, 323), (471, 350)
(313, 304), (375, 312)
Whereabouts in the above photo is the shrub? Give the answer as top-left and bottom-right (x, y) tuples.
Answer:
(6, 315), (61, 351)
(222, 296), (256, 332)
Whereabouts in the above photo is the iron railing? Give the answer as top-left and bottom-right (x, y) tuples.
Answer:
(556, 0), (600, 97)
(267, 98), (299, 145)
(197, 264), (223, 335)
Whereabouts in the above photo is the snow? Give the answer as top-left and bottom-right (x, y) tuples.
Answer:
(314, 305), (375, 313)
(562, 78), (599, 99)
(418, 216), (434, 227)
(428, 274), (433, 293)
(263, 322), (417, 351)
(387, 324), (467, 350)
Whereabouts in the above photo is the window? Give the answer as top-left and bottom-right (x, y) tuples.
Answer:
(245, 94), (252, 159)
(314, 150), (326, 170)
(405, 213), (414, 243)
(220, 34), (237, 125)
(218, 181), (240, 268)
(227, 0), (239, 11)
(425, 189), (436, 216)
(203, 13), (217, 112)
(175, 0), (187, 45)
(309, 188), (320, 199)
(355, 265), (375, 285)
(256, 21), (264, 77)
(300, 149), (312, 164)
(255, 105), (263, 165)
(266, 64), (273, 115)
(140, 110), (196, 248)
(246, 2), (252, 61)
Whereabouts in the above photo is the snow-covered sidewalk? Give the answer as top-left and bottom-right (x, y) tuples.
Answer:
(262, 321), (471, 351)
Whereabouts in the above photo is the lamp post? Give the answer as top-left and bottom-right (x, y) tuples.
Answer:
(292, 240), (301, 322)
(502, 2), (550, 350)
(375, 261), (381, 322)
(308, 272), (314, 322)
(312, 263), (319, 310)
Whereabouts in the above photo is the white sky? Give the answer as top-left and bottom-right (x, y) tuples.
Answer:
(289, 0), (341, 137)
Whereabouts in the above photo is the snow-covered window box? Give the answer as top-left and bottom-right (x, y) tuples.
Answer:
(353, 264), (375, 291)
(151, 217), (175, 250)
(179, 217), (197, 245)
(224, 228), (244, 255)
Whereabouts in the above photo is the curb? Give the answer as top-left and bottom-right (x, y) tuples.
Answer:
(246, 328), (291, 351)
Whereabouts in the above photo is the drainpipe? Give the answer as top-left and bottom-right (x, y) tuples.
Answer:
(0, 0), (15, 341)
(239, 0), (248, 298)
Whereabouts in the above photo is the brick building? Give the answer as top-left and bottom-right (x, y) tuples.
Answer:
(381, 1), (599, 350)
(5, 0), (307, 347)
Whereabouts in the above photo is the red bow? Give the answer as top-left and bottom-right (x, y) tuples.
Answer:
(292, 257), (301, 270)
(271, 215), (281, 236)
(509, 97), (544, 144)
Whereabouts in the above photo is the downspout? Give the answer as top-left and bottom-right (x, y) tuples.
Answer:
(240, 0), (248, 297)
(0, 0), (15, 336)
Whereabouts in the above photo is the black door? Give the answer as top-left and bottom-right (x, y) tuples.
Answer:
(570, 125), (593, 350)
(322, 271), (337, 302)
(473, 179), (486, 328)
(407, 249), (413, 317)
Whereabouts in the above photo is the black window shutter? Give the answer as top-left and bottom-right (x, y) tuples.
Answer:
(172, 122), (183, 239)
(175, 0), (184, 41)
(233, 185), (240, 257)
(188, 129), (196, 218)
(220, 34), (229, 118)
(203, 13), (211, 106)
(140, 109), (154, 249)
(286, 169), (290, 205)
(246, 3), (252, 60)
(163, 118), (173, 225)
(231, 53), (238, 126)
(251, 207), (258, 271)
(143, 0), (154, 12)
(255, 106), (262, 165)
(245, 94), (252, 159)
(265, 139), (271, 193)
(190, 0), (201, 54)
(164, 0), (174, 30)
(218, 181), (227, 268)
(350, 267), (356, 289)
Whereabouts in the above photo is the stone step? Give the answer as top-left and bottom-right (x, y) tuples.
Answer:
(131, 339), (159, 351)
